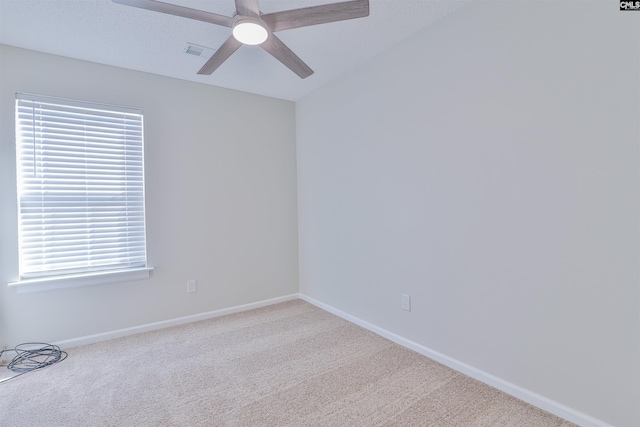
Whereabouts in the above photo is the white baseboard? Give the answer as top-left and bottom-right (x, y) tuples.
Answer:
(54, 293), (299, 349)
(299, 293), (611, 427)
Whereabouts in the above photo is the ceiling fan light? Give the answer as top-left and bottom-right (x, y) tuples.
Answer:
(232, 19), (268, 45)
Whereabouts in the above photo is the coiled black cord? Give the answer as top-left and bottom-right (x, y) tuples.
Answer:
(0, 342), (67, 383)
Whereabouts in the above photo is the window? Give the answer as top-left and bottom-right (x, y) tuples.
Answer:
(13, 93), (149, 287)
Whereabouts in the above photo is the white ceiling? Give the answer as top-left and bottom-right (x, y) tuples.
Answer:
(0, 0), (470, 101)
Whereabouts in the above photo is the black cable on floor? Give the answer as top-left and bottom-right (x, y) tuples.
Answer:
(0, 342), (68, 383)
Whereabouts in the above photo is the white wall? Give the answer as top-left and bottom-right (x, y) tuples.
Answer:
(296, 1), (639, 426)
(0, 45), (298, 347)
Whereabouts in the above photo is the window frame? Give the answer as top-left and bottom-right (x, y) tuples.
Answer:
(10, 93), (152, 292)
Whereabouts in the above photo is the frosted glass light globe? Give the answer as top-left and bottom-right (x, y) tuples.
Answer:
(233, 20), (268, 45)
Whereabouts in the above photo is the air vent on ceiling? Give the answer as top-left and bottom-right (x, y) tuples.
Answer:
(184, 43), (215, 58)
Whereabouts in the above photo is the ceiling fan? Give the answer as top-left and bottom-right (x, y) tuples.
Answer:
(112, 0), (370, 79)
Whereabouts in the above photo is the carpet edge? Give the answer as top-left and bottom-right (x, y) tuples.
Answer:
(298, 293), (610, 427)
(53, 293), (300, 349)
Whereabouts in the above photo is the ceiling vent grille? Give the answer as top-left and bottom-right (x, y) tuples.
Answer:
(184, 43), (215, 58)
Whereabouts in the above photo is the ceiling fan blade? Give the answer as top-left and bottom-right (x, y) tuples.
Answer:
(262, 0), (369, 32)
(112, 0), (233, 27)
(197, 36), (243, 75)
(261, 34), (313, 79)
(235, 0), (260, 18)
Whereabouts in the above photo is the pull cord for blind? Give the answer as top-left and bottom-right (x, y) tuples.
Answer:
(32, 104), (36, 177)
(0, 343), (68, 383)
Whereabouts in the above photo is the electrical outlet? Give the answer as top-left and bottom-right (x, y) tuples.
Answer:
(401, 294), (411, 312)
(187, 280), (197, 294)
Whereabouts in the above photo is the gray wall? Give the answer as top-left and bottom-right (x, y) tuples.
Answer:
(296, 1), (639, 426)
(0, 45), (299, 347)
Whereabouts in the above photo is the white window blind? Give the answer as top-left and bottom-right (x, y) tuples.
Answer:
(15, 93), (147, 280)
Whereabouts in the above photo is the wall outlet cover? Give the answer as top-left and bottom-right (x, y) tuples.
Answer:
(401, 294), (411, 312)
(187, 280), (197, 293)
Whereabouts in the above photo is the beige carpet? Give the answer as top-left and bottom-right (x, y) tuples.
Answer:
(0, 300), (575, 426)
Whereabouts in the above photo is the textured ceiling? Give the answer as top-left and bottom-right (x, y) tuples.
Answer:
(0, 0), (470, 101)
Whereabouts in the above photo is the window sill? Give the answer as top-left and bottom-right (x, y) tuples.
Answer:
(8, 267), (154, 294)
